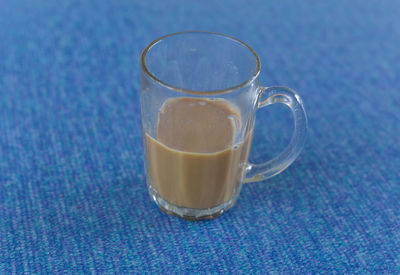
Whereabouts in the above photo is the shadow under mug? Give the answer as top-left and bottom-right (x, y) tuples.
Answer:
(140, 31), (307, 221)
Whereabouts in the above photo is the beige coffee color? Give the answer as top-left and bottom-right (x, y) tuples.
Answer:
(146, 97), (253, 209)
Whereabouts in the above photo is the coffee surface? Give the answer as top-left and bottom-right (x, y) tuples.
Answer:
(156, 97), (240, 153)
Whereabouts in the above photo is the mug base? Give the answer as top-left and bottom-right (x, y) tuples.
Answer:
(149, 186), (236, 221)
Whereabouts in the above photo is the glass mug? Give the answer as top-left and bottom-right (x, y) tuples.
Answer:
(140, 31), (307, 221)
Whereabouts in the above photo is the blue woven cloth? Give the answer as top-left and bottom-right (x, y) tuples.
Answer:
(1, 0), (399, 273)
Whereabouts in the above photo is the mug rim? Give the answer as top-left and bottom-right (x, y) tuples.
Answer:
(140, 31), (261, 95)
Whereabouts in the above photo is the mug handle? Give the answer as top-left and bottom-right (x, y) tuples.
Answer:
(245, 86), (308, 183)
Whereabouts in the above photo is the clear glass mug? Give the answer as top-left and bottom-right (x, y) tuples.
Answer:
(140, 31), (307, 221)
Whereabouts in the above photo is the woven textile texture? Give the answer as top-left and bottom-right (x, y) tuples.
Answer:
(0, 0), (399, 273)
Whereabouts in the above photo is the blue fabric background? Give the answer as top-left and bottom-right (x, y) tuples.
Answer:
(1, 0), (399, 273)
